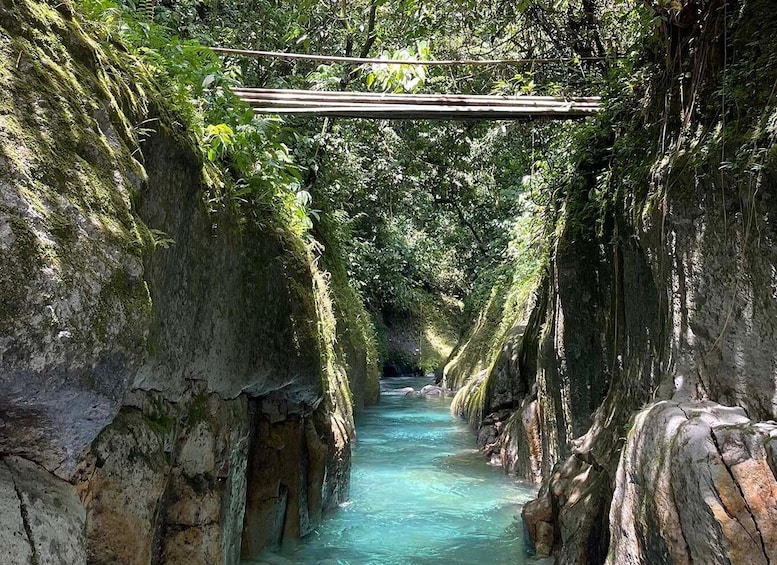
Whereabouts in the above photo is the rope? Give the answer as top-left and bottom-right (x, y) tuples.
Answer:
(210, 47), (613, 67)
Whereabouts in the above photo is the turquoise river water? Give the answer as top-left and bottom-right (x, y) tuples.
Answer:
(252, 376), (537, 565)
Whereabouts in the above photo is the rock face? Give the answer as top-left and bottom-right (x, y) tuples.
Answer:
(608, 401), (777, 565)
(0, 457), (87, 565)
(0, 0), (153, 477)
(0, 0), (377, 562)
(379, 295), (459, 379)
(520, 3), (777, 561)
(75, 392), (253, 565)
(416, 384), (447, 398)
(450, 1), (777, 563)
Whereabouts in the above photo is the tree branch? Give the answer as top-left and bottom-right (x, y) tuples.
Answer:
(359, 0), (379, 58)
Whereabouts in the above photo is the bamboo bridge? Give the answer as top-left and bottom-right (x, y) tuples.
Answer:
(215, 47), (603, 120)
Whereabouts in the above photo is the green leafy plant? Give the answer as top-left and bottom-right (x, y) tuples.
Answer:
(365, 42), (430, 93)
(77, 0), (319, 242)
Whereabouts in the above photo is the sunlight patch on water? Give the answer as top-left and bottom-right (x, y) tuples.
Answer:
(250, 376), (537, 565)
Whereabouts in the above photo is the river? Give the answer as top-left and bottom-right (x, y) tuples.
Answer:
(253, 376), (537, 564)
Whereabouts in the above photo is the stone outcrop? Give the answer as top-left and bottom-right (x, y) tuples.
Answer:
(416, 384), (447, 398)
(0, 0), (378, 562)
(608, 401), (777, 565)
(0, 0), (153, 477)
(519, 2), (777, 560)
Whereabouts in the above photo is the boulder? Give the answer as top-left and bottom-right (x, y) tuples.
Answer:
(522, 487), (554, 557)
(0, 462), (32, 565)
(608, 401), (777, 565)
(418, 384), (446, 398)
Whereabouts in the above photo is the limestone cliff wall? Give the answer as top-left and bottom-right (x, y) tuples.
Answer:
(455, 1), (777, 563)
(0, 0), (377, 562)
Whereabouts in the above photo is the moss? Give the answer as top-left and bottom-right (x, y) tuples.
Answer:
(312, 265), (355, 427)
(416, 291), (459, 375)
(327, 271), (381, 404)
(0, 0), (175, 364)
(315, 213), (381, 408)
(186, 393), (209, 427)
(446, 249), (544, 424)
(144, 412), (176, 436)
(138, 393), (178, 440)
(0, 0), (154, 218)
(88, 259), (151, 348)
(48, 210), (77, 245)
(0, 212), (42, 328)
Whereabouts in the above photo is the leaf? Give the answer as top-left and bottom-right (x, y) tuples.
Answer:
(296, 190), (313, 207)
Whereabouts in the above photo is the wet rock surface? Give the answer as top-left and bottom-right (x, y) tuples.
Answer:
(417, 384), (447, 398)
(399, 384), (452, 398)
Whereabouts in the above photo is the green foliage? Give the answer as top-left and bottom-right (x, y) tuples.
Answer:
(136, 0), (659, 345)
(311, 117), (560, 320)
(203, 123), (235, 161)
(75, 0), (677, 387)
(365, 42), (430, 93)
(79, 0), (221, 125)
(76, 0), (317, 242)
(445, 207), (545, 404)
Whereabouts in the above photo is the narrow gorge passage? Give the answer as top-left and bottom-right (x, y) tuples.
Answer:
(253, 377), (537, 565)
(6, 1), (777, 564)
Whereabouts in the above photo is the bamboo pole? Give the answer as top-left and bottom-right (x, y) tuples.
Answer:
(246, 100), (599, 114)
(249, 103), (597, 120)
(231, 87), (600, 101)
(247, 100), (591, 109)
(229, 88), (601, 107)
(230, 88), (602, 120)
(248, 100), (597, 112)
